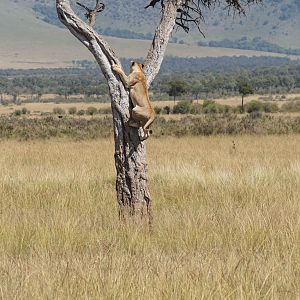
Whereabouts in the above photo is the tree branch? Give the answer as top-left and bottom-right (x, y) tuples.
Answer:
(146, 0), (262, 61)
(143, 0), (262, 85)
(56, 0), (129, 121)
(143, 0), (183, 87)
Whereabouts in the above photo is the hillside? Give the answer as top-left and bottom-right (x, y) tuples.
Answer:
(29, 0), (300, 48)
(1, 0), (298, 69)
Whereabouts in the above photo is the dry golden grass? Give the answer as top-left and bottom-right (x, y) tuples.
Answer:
(1, 136), (300, 299)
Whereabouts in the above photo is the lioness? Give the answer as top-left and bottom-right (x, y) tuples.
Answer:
(112, 61), (155, 140)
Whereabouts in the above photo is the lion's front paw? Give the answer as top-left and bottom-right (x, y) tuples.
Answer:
(112, 64), (121, 72)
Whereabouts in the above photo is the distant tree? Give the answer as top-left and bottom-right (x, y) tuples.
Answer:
(37, 91), (43, 101)
(168, 80), (188, 103)
(12, 93), (18, 104)
(10, 87), (22, 104)
(190, 82), (203, 102)
(58, 87), (71, 101)
(238, 81), (254, 112)
(281, 76), (295, 91)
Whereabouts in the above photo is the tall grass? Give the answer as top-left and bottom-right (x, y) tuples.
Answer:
(0, 136), (300, 299)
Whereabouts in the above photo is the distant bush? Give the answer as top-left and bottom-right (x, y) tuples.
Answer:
(21, 107), (30, 115)
(246, 101), (263, 113)
(77, 109), (85, 116)
(203, 100), (218, 114)
(249, 111), (263, 119)
(86, 106), (98, 115)
(202, 100), (230, 114)
(190, 104), (202, 114)
(14, 110), (22, 116)
(154, 107), (162, 114)
(53, 107), (66, 115)
(246, 101), (279, 113)
(173, 101), (193, 114)
(68, 107), (77, 115)
(262, 102), (279, 113)
(171, 101), (234, 115)
(162, 106), (171, 115)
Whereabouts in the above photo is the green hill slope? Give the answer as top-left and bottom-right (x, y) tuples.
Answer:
(0, 0), (298, 69)
(28, 0), (300, 48)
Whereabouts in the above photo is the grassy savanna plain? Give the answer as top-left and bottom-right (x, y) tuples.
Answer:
(0, 136), (300, 298)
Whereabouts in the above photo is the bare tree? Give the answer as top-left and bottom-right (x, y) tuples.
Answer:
(56, 0), (261, 223)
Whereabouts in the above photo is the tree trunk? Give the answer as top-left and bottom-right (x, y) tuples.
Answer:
(110, 86), (152, 221)
(241, 95), (244, 112)
(56, 0), (181, 222)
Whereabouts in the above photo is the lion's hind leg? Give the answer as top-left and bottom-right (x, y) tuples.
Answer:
(131, 106), (149, 125)
(130, 106), (153, 140)
(132, 106), (155, 140)
(140, 115), (155, 141)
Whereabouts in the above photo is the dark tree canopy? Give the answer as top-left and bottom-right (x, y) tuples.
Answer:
(168, 80), (188, 101)
(146, 0), (262, 34)
(238, 81), (254, 96)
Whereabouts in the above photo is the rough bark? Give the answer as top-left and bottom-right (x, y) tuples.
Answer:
(241, 95), (244, 112)
(144, 0), (182, 86)
(56, 0), (182, 222)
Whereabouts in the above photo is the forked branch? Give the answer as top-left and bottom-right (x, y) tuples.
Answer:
(143, 0), (183, 86)
(56, 0), (128, 120)
(57, 0), (117, 78)
(57, 0), (183, 90)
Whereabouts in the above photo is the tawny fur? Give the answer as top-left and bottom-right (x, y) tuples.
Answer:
(112, 61), (155, 140)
